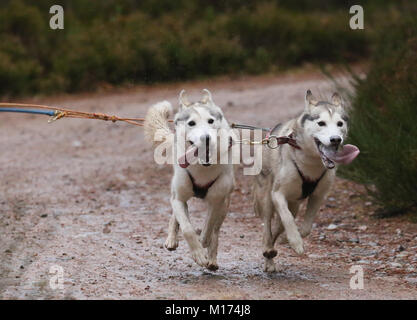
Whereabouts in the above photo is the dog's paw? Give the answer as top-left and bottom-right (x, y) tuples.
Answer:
(191, 249), (209, 267)
(264, 259), (277, 273)
(207, 263), (219, 271)
(287, 232), (304, 255)
(164, 237), (179, 251)
(262, 249), (277, 259)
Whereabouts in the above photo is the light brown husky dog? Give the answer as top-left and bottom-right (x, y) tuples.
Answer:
(253, 90), (359, 272)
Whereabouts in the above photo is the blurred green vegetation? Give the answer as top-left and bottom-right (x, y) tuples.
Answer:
(0, 0), (408, 96)
(339, 2), (417, 215)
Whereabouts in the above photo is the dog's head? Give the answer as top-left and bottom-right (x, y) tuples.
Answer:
(174, 89), (229, 167)
(299, 90), (359, 169)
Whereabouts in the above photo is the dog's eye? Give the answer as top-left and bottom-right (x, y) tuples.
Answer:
(188, 121), (196, 127)
(318, 121), (326, 127)
(337, 121), (343, 127)
(208, 119), (214, 124)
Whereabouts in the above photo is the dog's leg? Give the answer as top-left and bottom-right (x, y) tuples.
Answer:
(171, 197), (209, 267)
(165, 198), (192, 250)
(200, 196), (229, 271)
(261, 199), (277, 260)
(164, 213), (180, 251)
(272, 191), (304, 255)
(264, 217), (279, 273)
(253, 183), (276, 260)
(257, 196), (279, 272)
(206, 197), (229, 271)
(263, 202), (299, 272)
(276, 201), (300, 244)
(254, 176), (278, 272)
(299, 195), (324, 237)
(206, 228), (221, 271)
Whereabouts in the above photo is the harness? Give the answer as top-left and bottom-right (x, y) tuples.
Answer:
(292, 160), (327, 199)
(186, 170), (218, 199)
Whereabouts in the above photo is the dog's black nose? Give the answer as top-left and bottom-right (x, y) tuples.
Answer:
(330, 135), (342, 146)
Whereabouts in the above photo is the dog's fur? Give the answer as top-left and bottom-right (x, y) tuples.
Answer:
(253, 90), (351, 272)
(144, 89), (234, 270)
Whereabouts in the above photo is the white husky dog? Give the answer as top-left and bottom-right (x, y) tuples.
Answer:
(253, 90), (359, 272)
(144, 89), (234, 270)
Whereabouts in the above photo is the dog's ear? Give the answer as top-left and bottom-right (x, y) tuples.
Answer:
(331, 92), (342, 106)
(201, 89), (214, 104)
(179, 89), (191, 108)
(305, 89), (318, 110)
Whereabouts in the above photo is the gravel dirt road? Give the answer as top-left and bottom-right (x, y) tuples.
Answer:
(1, 71), (416, 299)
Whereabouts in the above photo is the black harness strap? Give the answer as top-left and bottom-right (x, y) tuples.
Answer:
(292, 160), (327, 199)
(186, 170), (218, 199)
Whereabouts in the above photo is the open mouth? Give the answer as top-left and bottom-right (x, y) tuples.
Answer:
(178, 144), (198, 168)
(314, 138), (360, 169)
(315, 138), (336, 169)
(178, 141), (212, 168)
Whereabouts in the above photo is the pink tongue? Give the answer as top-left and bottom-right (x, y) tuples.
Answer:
(178, 145), (198, 168)
(325, 144), (360, 165)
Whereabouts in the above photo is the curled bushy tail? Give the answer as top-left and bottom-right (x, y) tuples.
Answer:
(144, 100), (173, 147)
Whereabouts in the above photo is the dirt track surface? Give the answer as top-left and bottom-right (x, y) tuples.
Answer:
(1, 72), (416, 299)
